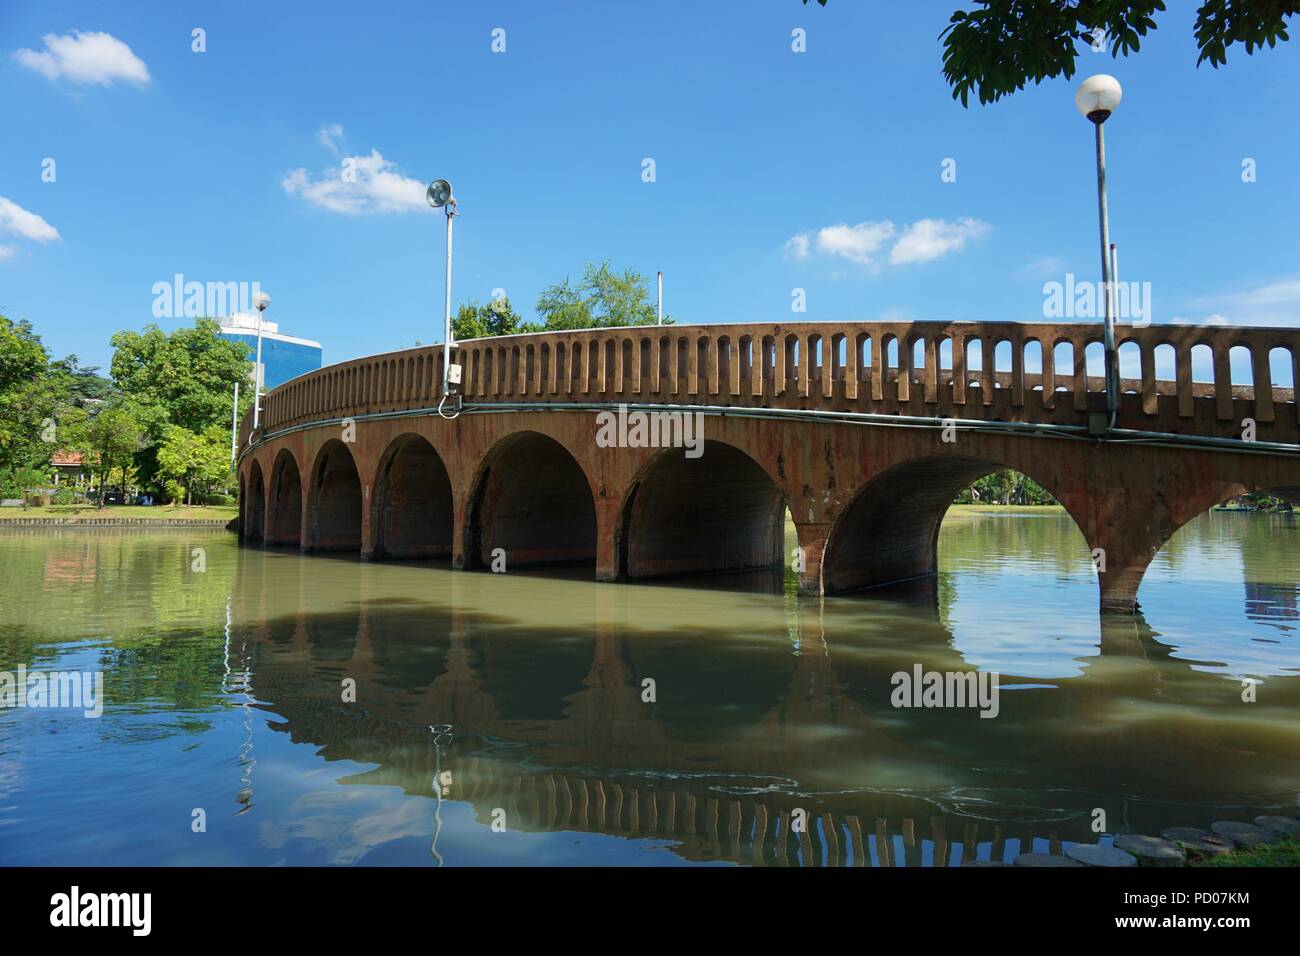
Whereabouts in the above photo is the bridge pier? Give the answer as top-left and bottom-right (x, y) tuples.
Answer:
(793, 522), (830, 596)
(1093, 537), (1157, 615)
(596, 499), (620, 583)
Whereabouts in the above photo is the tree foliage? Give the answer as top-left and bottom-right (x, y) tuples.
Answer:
(0, 314), (64, 472)
(451, 295), (537, 341)
(804, 0), (1295, 106)
(49, 354), (115, 408)
(0, 315), (247, 504)
(940, 0), (1295, 105)
(955, 469), (1058, 505)
(453, 262), (670, 341)
(536, 261), (667, 330)
(156, 424), (231, 506)
(75, 401), (145, 508)
(109, 318), (253, 441)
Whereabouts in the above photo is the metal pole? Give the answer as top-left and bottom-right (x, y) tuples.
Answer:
(253, 312), (264, 429)
(1095, 122), (1118, 422)
(442, 204), (455, 397)
(1110, 242), (1119, 324)
(231, 381), (239, 465)
(657, 271), (663, 325)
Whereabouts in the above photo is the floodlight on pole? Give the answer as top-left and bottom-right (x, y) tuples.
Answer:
(251, 290), (270, 430)
(1075, 74), (1122, 429)
(427, 179), (460, 410)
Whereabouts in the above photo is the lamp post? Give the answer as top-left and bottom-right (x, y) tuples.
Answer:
(1075, 74), (1123, 428)
(426, 179), (458, 399)
(251, 290), (270, 430)
(230, 381), (239, 465)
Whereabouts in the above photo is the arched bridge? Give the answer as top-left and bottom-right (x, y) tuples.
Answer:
(236, 320), (1300, 613)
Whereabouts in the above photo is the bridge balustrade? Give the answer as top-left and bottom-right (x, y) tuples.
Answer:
(241, 321), (1300, 448)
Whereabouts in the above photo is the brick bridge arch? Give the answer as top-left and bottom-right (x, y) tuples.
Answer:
(306, 439), (363, 553)
(821, 454), (1087, 596)
(370, 433), (453, 560)
(617, 438), (789, 581)
(243, 460), (265, 543)
(266, 448), (302, 547)
(237, 320), (1300, 614)
(461, 430), (597, 570)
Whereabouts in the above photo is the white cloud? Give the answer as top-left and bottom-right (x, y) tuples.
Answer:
(15, 31), (150, 86)
(816, 221), (896, 267)
(317, 124), (345, 156)
(889, 217), (990, 265)
(283, 127), (428, 215)
(0, 196), (60, 243)
(783, 233), (811, 259)
(785, 217), (987, 270)
(1019, 255), (1064, 277)
(1178, 276), (1300, 328)
(1216, 278), (1300, 309)
(0, 245), (16, 260)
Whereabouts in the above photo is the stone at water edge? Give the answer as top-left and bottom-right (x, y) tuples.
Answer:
(1254, 816), (1300, 838)
(1211, 821), (1282, 847)
(1112, 835), (1186, 866)
(1160, 827), (1235, 857)
(1065, 844), (1138, 867)
(1013, 853), (1084, 867)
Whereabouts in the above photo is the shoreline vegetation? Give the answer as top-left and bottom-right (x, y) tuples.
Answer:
(1195, 837), (1300, 867)
(0, 504), (236, 524)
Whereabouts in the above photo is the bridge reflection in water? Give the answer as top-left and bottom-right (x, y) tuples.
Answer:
(229, 532), (1300, 867)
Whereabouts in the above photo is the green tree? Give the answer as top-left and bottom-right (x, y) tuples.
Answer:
(535, 261), (668, 330)
(0, 463), (50, 508)
(452, 265), (670, 341)
(956, 469), (1057, 505)
(109, 317), (252, 489)
(109, 318), (253, 438)
(452, 295), (536, 341)
(803, 1), (1295, 106)
(0, 314), (64, 473)
(49, 354), (116, 408)
(936, 0), (1295, 105)
(76, 401), (145, 509)
(156, 424), (231, 506)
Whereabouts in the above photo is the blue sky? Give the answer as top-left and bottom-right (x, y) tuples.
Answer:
(1, 0), (1296, 376)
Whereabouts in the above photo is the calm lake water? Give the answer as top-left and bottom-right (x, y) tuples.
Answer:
(1, 510), (1297, 866)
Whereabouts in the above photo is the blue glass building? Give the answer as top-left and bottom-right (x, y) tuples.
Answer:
(219, 313), (322, 391)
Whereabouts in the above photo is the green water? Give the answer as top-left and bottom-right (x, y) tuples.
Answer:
(0, 510), (1297, 866)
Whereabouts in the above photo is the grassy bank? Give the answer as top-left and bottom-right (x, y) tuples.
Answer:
(1193, 837), (1300, 867)
(944, 503), (1067, 521)
(0, 504), (237, 522)
(948, 503), (1066, 513)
